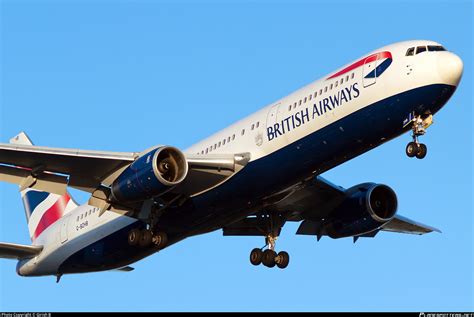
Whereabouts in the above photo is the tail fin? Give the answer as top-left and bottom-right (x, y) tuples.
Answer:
(10, 132), (79, 241)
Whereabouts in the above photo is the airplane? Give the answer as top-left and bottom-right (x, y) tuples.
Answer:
(0, 40), (463, 281)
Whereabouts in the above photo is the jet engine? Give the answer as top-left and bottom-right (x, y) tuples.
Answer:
(324, 183), (398, 238)
(111, 146), (188, 203)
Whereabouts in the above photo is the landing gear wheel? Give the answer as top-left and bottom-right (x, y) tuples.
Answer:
(416, 143), (427, 159)
(406, 142), (418, 158)
(127, 228), (142, 246)
(139, 230), (152, 248)
(152, 232), (168, 249)
(250, 248), (263, 266)
(276, 251), (290, 269)
(262, 249), (277, 268)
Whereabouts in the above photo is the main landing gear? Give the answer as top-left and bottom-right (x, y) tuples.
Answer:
(127, 228), (168, 249)
(250, 236), (290, 269)
(405, 114), (432, 160)
(249, 212), (290, 269)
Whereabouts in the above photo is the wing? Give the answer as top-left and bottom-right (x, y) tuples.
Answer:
(0, 136), (137, 193)
(381, 215), (441, 234)
(223, 175), (440, 238)
(0, 242), (43, 260)
(1, 132), (250, 207)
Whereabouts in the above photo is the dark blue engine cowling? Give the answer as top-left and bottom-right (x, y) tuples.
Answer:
(111, 146), (188, 203)
(324, 183), (398, 238)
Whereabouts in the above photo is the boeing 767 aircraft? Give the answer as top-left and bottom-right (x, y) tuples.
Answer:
(0, 40), (463, 281)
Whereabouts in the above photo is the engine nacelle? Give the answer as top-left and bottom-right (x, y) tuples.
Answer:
(324, 183), (398, 239)
(111, 146), (188, 203)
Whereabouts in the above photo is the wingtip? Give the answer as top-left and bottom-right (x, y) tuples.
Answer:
(9, 131), (34, 146)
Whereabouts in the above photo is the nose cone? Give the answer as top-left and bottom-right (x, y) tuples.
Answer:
(438, 53), (463, 86)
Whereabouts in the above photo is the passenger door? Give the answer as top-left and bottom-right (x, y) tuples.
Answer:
(60, 216), (69, 244)
(362, 55), (378, 87)
(266, 103), (281, 131)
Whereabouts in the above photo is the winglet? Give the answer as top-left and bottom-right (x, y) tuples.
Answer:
(10, 132), (34, 146)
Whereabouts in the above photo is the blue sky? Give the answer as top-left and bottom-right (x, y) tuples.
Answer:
(0, 0), (472, 312)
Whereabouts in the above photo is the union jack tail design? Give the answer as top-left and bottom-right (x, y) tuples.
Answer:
(22, 188), (78, 241)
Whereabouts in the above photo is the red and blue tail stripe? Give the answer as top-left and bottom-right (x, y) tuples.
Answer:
(22, 189), (76, 241)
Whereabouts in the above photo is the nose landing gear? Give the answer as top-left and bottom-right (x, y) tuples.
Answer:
(405, 114), (432, 159)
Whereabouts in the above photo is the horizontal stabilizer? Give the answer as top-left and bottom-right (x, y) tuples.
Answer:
(382, 215), (441, 235)
(0, 242), (43, 260)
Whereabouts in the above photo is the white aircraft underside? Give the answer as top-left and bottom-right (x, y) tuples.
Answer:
(0, 40), (463, 279)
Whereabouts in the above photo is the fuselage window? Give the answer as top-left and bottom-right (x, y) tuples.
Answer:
(228, 136), (231, 142)
(288, 105), (291, 111)
(335, 81), (338, 87)
(218, 141), (221, 147)
(201, 150), (204, 154)
(319, 89), (322, 95)
(340, 78), (343, 84)
(314, 91), (317, 98)
(351, 73), (354, 79)
(205, 148), (209, 154)
(256, 121), (260, 128)
(416, 46), (427, 54)
(299, 100), (302, 105)
(209, 146), (212, 152)
(77, 216), (80, 222)
(241, 129), (245, 136)
(304, 97), (307, 103)
(214, 144), (217, 150)
(251, 124), (255, 130)
(89, 210), (92, 216)
(223, 139), (226, 145)
(309, 94), (312, 101)
(294, 102), (297, 108)
(406, 47), (415, 56)
(80, 214), (83, 220)
(324, 86), (327, 92)
(346, 75), (349, 82)
(232, 134), (235, 140)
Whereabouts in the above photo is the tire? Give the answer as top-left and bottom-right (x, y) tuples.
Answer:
(153, 232), (168, 249)
(128, 228), (142, 246)
(262, 249), (277, 268)
(416, 143), (427, 159)
(250, 248), (263, 266)
(406, 142), (418, 157)
(139, 230), (153, 248)
(276, 251), (290, 269)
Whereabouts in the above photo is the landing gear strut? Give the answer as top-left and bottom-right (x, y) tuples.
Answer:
(406, 114), (432, 159)
(249, 212), (290, 269)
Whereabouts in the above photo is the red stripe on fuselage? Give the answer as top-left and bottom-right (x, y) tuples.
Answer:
(32, 194), (70, 240)
(327, 51), (392, 79)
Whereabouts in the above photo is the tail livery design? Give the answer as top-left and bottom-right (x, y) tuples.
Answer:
(22, 189), (77, 241)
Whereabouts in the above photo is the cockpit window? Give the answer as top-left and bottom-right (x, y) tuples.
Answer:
(406, 47), (415, 56)
(428, 45), (446, 52)
(416, 46), (427, 54)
